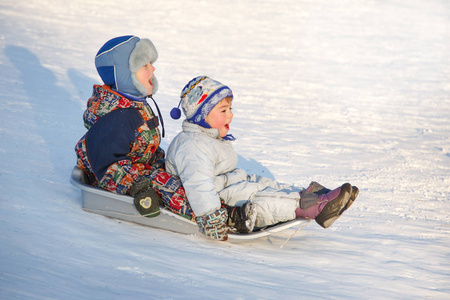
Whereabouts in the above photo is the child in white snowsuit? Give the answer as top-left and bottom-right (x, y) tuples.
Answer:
(167, 76), (359, 241)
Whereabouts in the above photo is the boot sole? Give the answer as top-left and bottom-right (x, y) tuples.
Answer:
(338, 186), (359, 216)
(315, 183), (352, 228)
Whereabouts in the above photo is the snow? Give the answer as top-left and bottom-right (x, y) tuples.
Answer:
(1, 0), (449, 298)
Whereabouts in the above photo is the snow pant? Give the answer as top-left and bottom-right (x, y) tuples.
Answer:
(148, 169), (194, 220)
(218, 174), (303, 228)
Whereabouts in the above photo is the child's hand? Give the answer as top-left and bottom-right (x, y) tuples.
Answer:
(195, 208), (229, 241)
(130, 177), (162, 218)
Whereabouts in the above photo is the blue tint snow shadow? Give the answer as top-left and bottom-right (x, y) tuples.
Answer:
(5, 45), (80, 179)
(67, 68), (97, 104)
(237, 154), (275, 180)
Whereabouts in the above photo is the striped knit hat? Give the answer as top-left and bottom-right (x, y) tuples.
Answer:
(170, 76), (233, 128)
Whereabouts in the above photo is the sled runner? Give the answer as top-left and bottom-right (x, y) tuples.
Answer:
(70, 167), (309, 242)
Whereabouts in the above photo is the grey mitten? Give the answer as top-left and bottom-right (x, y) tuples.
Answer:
(129, 177), (162, 218)
(195, 208), (229, 241)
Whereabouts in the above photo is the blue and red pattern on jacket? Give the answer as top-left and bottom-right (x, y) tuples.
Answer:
(75, 84), (164, 195)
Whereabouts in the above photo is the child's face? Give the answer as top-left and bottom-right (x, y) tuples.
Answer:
(205, 97), (233, 138)
(136, 63), (155, 95)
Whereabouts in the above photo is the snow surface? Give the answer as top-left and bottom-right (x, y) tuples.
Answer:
(1, 0), (449, 299)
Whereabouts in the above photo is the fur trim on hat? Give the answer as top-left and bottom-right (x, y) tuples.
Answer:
(129, 39), (158, 72)
(130, 39), (159, 96)
(132, 72), (159, 96)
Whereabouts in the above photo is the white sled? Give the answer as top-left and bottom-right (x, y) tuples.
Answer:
(70, 167), (310, 242)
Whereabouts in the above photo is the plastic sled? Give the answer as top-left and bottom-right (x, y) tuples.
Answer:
(70, 167), (310, 242)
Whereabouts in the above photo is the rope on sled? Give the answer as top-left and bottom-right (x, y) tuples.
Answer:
(280, 218), (312, 249)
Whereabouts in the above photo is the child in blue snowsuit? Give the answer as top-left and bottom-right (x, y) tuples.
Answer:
(75, 35), (193, 219)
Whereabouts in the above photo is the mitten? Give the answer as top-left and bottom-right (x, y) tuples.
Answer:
(129, 177), (162, 218)
(195, 208), (229, 241)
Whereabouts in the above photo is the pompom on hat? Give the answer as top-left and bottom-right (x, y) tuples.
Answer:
(171, 76), (233, 129)
(95, 35), (158, 97)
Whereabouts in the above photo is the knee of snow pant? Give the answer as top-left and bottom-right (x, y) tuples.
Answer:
(218, 181), (260, 207)
(148, 169), (195, 220)
(251, 193), (298, 228)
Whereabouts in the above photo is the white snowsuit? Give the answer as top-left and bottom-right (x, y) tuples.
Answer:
(166, 121), (302, 228)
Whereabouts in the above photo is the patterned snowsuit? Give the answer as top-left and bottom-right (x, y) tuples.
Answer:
(75, 85), (193, 219)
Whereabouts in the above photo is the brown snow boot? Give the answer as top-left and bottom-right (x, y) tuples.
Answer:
(314, 183), (352, 228)
(338, 186), (359, 216)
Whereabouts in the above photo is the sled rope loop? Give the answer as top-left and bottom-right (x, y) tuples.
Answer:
(280, 218), (312, 249)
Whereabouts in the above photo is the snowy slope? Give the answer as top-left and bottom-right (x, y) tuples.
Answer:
(1, 0), (449, 299)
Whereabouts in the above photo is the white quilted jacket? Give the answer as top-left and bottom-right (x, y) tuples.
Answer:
(166, 121), (301, 227)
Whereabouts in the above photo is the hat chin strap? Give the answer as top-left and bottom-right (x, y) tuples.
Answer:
(192, 118), (211, 129)
(149, 95), (165, 138)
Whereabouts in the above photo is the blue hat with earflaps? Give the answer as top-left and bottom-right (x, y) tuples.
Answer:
(95, 35), (166, 137)
(95, 35), (158, 97)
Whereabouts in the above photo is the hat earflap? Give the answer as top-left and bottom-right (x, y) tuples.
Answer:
(129, 39), (158, 72)
(129, 39), (158, 97)
(132, 73), (158, 96)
